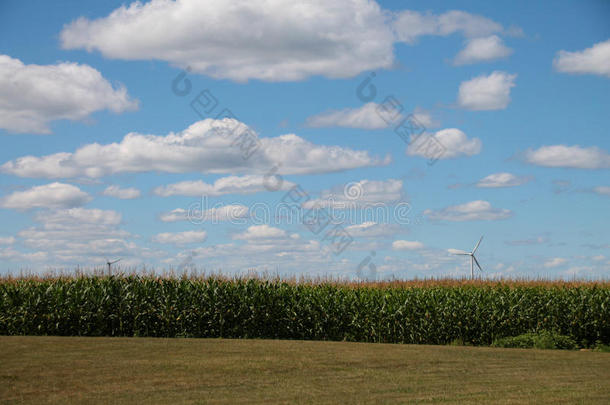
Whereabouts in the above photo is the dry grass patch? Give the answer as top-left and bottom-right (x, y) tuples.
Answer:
(1, 336), (609, 404)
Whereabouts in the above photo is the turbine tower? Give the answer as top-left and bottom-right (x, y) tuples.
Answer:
(105, 258), (121, 276)
(449, 236), (484, 279)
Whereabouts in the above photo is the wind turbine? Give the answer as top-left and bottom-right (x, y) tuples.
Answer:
(105, 258), (121, 276)
(449, 236), (484, 279)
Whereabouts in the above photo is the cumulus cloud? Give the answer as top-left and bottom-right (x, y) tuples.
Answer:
(1, 118), (385, 178)
(476, 172), (531, 188)
(392, 240), (424, 250)
(153, 231), (207, 245)
(407, 128), (481, 159)
(553, 39), (610, 78)
(59, 0), (394, 82)
(453, 35), (512, 65)
(0, 183), (91, 211)
(21, 208), (129, 254)
(457, 71), (516, 110)
(0, 54), (137, 134)
(524, 145), (610, 169)
(57, 1), (515, 82)
(233, 225), (287, 240)
(593, 186), (610, 196)
(303, 179), (403, 209)
(102, 185), (141, 199)
(392, 10), (503, 44)
(160, 204), (249, 223)
(13, 208), (156, 266)
(154, 175), (294, 197)
(425, 200), (512, 221)
(345, 222), (401, 238)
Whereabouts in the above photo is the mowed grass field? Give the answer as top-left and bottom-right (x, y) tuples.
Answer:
(1, 336), (609, 404)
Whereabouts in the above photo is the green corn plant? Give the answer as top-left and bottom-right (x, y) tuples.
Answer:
(0, 276), (608, 347)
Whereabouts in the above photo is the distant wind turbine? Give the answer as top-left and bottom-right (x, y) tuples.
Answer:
(105, 258), (121, 276)
(449, 236), (484, 279)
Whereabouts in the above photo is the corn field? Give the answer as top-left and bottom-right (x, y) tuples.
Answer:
(1, 275), (608, 347)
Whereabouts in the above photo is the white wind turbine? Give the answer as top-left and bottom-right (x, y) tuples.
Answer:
(449, 236), (484, 279)
(105, 258), (121, 276)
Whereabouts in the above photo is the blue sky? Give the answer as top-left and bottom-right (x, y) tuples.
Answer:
(0, 0), (608, 279)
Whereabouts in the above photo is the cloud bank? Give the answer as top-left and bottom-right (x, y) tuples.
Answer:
(0, 54), (137, 134)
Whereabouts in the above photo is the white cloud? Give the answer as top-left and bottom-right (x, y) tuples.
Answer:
(0, 247), (48, 263)
(35, 208), (122, 229)
(593, 186), (610, 196)
(165, 236), (334, 275)
(60, 0), (394, 82)
(543, 257), (567, 268)
(425, 200), (512, 221)
(345, 222), (401, 238)
(303, 179), (403, 209)
(391, 11), (438, 43)
(306, 102), (391, 130)
(476, 172), (531, 188)
(447, 248), (469, 255)
(453, 35), (512, 65)
(524, 145), (610, 169)
(0, 236), (15, 245)
(57, 2), (514, 83)
(0, 183), (91, 211)
(14, 208), (152, 265)
(160, 204), (249, 223)
(1, 118), (386, 178)
(154, 175), (294, 197)
(407, 128), (481, 159)
(553, 39), (610, 78)
(392, 10), (503, 44)
(457, 71), (516, 110)
(411, 108), (440, 129)
(0, 54), (137, 134)
(102, 185), (141, 199)
(392, 240), (424, 250)
(0, 208), (160, 268)
(233, 225), (287, 240)
(153, 231), (207, 246)
(306, 103), (440, 131)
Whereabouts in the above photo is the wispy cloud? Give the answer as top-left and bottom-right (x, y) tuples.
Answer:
(425, 200), (512, 222)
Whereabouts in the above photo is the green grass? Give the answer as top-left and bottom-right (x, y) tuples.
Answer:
(491, 331), (578, 350)
(1, 336), (609, 404)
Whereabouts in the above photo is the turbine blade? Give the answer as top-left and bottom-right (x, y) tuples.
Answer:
(473, 256), (483, 272)
(473, 236), (483, 254)
(448, 249), (470, 255)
